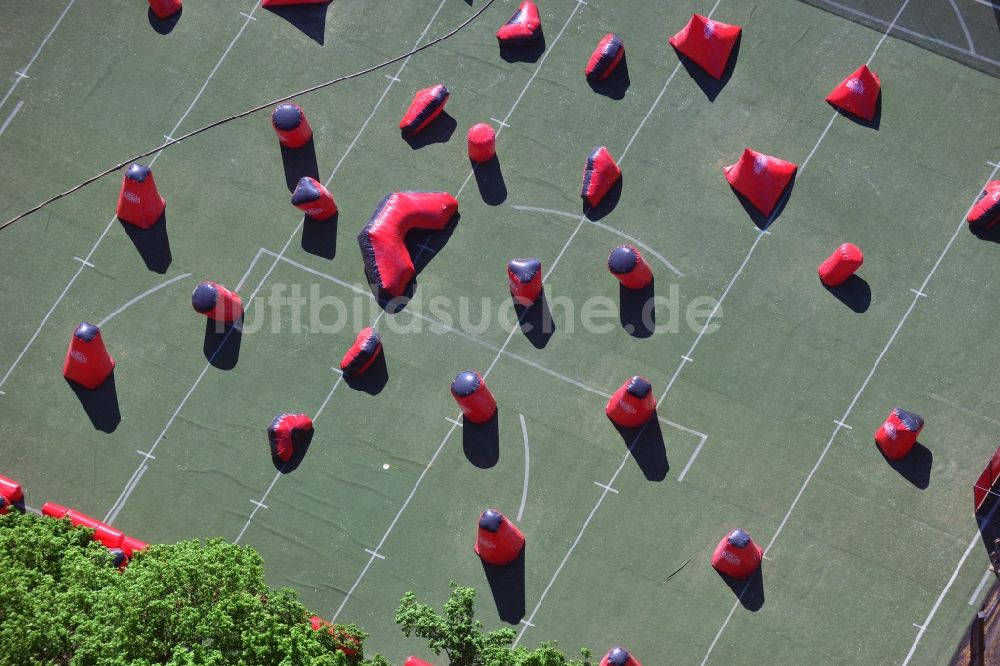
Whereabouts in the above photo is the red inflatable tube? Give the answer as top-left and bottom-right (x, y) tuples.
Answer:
(875, 407), (924, 460)
(148, 0), (182, 19)
(405, 658), (434, 666)
(818, 243), (864, 287)
(42, 502), (69, 519)
(400, 84), (450, 135)
(191, 281), (243, 324)
(475, 509), (525, 566)
(605, 376), (656, 428)
(581, 146), (622, 208)
(607, 245), (653, 290)
(600, 647), (642, 666)
(93, 524), (125, 549)
(451, 370), (497, 424)
(116, 163), (166, 229)
(308, 616), (361, 656)
(586, 33), (625, 82)
(271, 103), (313, 149)
(0, 474), (24, 503)
(340, 327), (383, 377)
(968, 181), (1000, 230)
(467, 123), (496, 163)
(825, 64), (881, 122)
(358, 192), (459, 298)
(507, 258), (543, 306)
(668, 14), (742, 80)
(724, 148), (798, 217)
(65, 509), (101, 531)
(496, 0), (542, 44)
(63, 323), (115, 390)
(120, 535), (149, 558)
(268, 413), (314, 463)
(292, 176), (338, 221)
(711, 528), (762, 579)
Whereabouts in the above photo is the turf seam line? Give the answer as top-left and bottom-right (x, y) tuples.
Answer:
(0, 0), (497, 232)
(0, 0), (75, 112)
(0, 2), (263, 392)
(0, 100), (24, 137)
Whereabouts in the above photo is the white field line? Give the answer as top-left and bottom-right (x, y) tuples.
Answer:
(517, 414), (530, 521)
(0, 100), (24, 137)
(99, 0), (445, 527)
(968, 569), (993, 606)
(0, 2), (263, 393)
(946, 0), (975, 54)
(97, 273), (192, 327)
(518, 0), (911, 648)
(0, 0), (77, 111)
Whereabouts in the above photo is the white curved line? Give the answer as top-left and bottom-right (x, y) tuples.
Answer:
(511, 205), (685, 277)
(97, 273), (192, 327)
(947, 0), (975, 54)
(517, 414), (530, 521)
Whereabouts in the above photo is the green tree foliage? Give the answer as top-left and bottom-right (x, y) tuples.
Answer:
(395, 583), (592, 666)
(0, 510), (375, 666)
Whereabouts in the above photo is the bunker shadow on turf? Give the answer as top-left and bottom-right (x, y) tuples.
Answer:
(584, 175), (623, 222)
(464, 410), (500, 469)
(301, 213), (338, 260)
(499, 33), (546, 64)
(587, 52), (631, 101)
(401, 112), (457, 150)
(823, 274), (871, 313)
(619, 281), (655, 338)
(203, 319), (242, 370)
(263, 3), (329, 45)
(272, 427), (314, 474)
(66, 373), (121, 434)
(147, 7), (182, 35)
(480, 547), (526, 624)
(717, 567), (765, 612)
(730, 173), (796, 231)
(613, 417), (668, 482)
(879, 441), (932, 489)
(344, 352), (389, 395)
(120, 213), (172, 274)
(674, 33), (741, 103)
(472, 156), (508, 206)
(514, 291), (555, 349)
(280, 138), (320, 193)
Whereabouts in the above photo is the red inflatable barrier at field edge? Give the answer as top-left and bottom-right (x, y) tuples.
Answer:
(292, 176), (338, 221)
(826, 64), (881, 122)
(120, 535), (149, 558)
(63, 323), (115, 389)
(605, 376), (656, 428)
(818, 242), (864, 287)
(507, 258), (543, 306)
(581, 146), (622, 208)
(271, 103), (313, 149)
(451, 370), (497, 424)
(116, 163), (166, 229)
(400, 84), (450, 135)
(875, 407), (924, 460)
(724, 148), (798, 217)
(263, 0), (329, 6)
(358, 192), (459, 298)
(191, 281), (243, 324)
(711, 528), (763, 579)
(607, 245), (653, 290)
(42, 502), (69, 519)
(148, 0), (182, 20)
(0, 474), (24, 503)
(669, 14), (742, 80)
(308, 616), (361, 657)
(496, 0), (542, 44)
(92, 523), (125, 549)
(475, 508), (525, 566)
(586, 33), (625, 81)
(405, 658), (434, 666)
(340, 327), (383, 377)
(600, 646), (642, 666)
(268, 413), (314, 463)
(968, 181), (1000, 230)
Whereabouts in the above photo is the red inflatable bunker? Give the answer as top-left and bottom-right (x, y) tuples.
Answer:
(191, 281), (243, 324)
(475, 508), (525, 566)
(608, 245), (653, 290)
(468, 123), (497, 163)
(405, 658), (434, 666)
(507, 258), (543, 306)
(357, 192), (459, 298)
(582, 146), (622, 208)
(600, 646), (642, 666)
(263, 0), (329, 6)
(586, 33), (625, 82)
(875, 407), (924, 460)
(271, 103), (313, 149)
(451, 370), (497, 424)
(826, 64), (881, 122)
(292, 176), (338, 221)
(818, 242), (864, 288)
(340, 327), (383, 377)
(669, 14), (742, 80)
(605, 376), (656, 428)
(724, 148), (798, 217)
(968, 181), (1000, 231)
(711, 528), (763, 580)
(308, 615), (361, 657)
(121, 535), (149, 558)
(116, 163), (166, 229)
(0, 474), (24, 504)
(268, 413), (313, 463)
(400, 84), (450, 135)
(63, 323), (115, 390)
(497, 0), (542, 44)
(149, 0), (182, 20)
